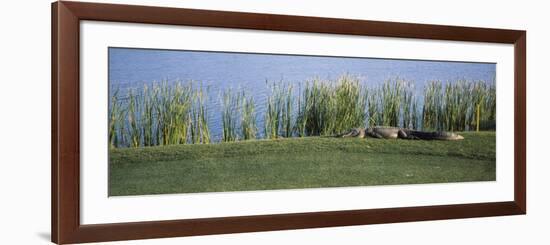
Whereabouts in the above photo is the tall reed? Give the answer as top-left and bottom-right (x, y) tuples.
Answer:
(127, 89), (141, 147)
(365, 79), (408, 128)
(295, 84), (309, 137)
(296, 76), (366, 136)
(240, 91), (257, 140)
(295, 79), (334, 136)
(156, 82), (193, 145)
(108, 75), (496, 148)
(411, 97), (419, 130)
(108, 88), (124, 148)
(264, 82), (285, 139)
(222, 88), (240, 142)
(190, 84), (210, 144)
(109, 81), (209, 148)
(422, 80), (496, 131)
(483, 82), (497, 129)
(366, 86), (380, 127)
(333, 75), (366, 134)
(401, 81), (416, 129)
(467, 81), (496, 131)
(422, 81), (443, 130)
(380, 79), (404, 127)
(141, 85), (155, 146)
(281, 85), (294, 138)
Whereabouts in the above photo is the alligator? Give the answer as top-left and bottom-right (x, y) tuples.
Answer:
(337, 126), (464, 140)
(339, 128), (367, 138)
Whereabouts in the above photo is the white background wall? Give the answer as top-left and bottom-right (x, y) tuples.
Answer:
(0, 0), (547, 244)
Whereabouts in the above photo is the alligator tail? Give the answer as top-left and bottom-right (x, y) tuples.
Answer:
(408, 131), (464, 140)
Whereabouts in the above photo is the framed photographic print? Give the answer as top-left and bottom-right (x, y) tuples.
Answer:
(51, 1), (526, 244)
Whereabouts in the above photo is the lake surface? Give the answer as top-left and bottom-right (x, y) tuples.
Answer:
(109, 47), (496, 141)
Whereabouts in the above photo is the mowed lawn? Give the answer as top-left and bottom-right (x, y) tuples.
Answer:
(109, 131), (496, 196)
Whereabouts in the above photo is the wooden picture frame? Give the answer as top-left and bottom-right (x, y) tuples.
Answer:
(51, 1), (526, 244)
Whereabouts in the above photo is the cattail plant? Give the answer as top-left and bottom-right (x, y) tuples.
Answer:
(264, 81), (284, 139)
(366, 86), (380, 127)
(151, 81), (193, 145)
(190, 83), (210, 144)
(422, 81), (443, 130)
(126, 89), (141, 147)
(483, 82), (497, 129)
(295, 83), (309, 137)
(141, 84), (155, 146)
(295, 79), (331, 136)
(380, 79), (404, 127)
(108, 88), (124, 148)
(280, 85), (294, 138)
(240, 91), (257, 140)
(333, 75), (366, 134)
(107, 75), (496, 148)
(222, 88), (240, 142)
(401, 81), (415, 129)
(411, 96), (419, 130)
(421, 80), (496, 132)
(295, 76), (366, 136)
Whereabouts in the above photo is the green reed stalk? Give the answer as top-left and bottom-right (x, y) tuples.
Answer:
(190, 84), (210, 144)
(297, 80), (315, 136)
(380, 79), (404, 127)
(264, 82), (284, 139)
(154, 81), (193, 145)
(297, 83), (320, 137)
(422, 81), (443, 130)
(126, 89), (141, 147)
(471, 80), (496, 131)
(442, 83), (457, 131)
(222, 89), (240, 142)
(154, 83), (169, 145)
(107, 75), (497, 148)
(151, 84), (162, 146)
(295, 84), (308, 137)
(141, 85), (154, 146)
(240, 91), (257, 140)
(108, 88), (123, 148)
(401, 81), (415, 129)
(295, 76), (366, 136)
(333, 75), (366, 134)
(442, 81), (470, 131)
(483, 82), (497, 129)
(281, 85), (294, 138)
(421, 80), (495, 132)
(411, 95), (419, 130)
(469, 81), (485, 131)
(366, 86), (380, 127)
(295, 79), (327, 136)
(320, 83), (337, 136)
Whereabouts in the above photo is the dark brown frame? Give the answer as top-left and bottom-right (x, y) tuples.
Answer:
(52, 1), (526, 244)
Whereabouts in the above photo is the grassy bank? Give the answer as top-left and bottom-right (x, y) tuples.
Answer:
(109, 131), (495, 196)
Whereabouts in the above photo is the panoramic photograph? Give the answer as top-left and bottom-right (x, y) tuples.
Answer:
(108, 47), (496, 196)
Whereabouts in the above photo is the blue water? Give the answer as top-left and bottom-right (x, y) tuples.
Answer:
(109, 47), (496, 141)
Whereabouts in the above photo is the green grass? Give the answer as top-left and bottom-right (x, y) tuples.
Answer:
(109, 131), (496, 196)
